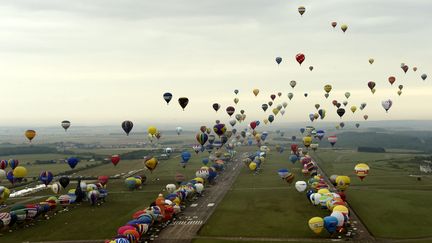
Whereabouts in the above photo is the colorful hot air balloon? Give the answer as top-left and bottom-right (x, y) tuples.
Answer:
(335, 176), (350, 191)
(328, 136), (338, 147)
(308, 217), (324, 234)
(163, 92), (173, 104)
(122, 120), (133, 136)
(354, 163), (370, 181)
(295, 53), (305, 65)
(111, 155), (120, 166)
(213, 124), (227, 137)
(61, 120), (71, 131)
(275, 57), (282, 65)
(178, 97), (189, 110)
(226, 106), (235, 117)
(25, 130), (36, 142)
(0, 160), (7, 170)
(39, 171), (53, 186)
(196, 133), (208, 146)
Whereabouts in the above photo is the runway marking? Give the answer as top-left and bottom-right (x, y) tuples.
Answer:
(207, 203), (215, 207)
(172, 220), (203, 225)
(190, 203), (198, 207)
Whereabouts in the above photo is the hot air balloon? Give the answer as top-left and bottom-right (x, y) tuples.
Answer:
(13, 166), (27, 179)
(298, 6), (306, 16)
(296, 53), (305, 65)
(368, 81), (376, 93)
(268, 115), (274, 123)
(67, 157), (79, 169)
(213, 124), (227, 137)
(354, 163), (370, 181)
(309, 66), (313, 71)
(144, 157), (158, 172)
(336, 108), (345, 118)
(364, 114), (369, 120)
(122, 120), (133, 136)
(323, 216), (339, 234)
(324, 84), (332, 94)
(388, 76), (396, 85)
(288, 93), (294, 100)
(295, 181), (307, 192)
(335, 176), (350, 191)
(163, 92), (173, 104)
(350, 106), (357, 113)
(290, 80), (297, 88)
(328, 136), (338, 147)
(345, 92), (351, 99)
(303, 136), (312, 148)
(0, 160), (7, 170)
(402, 65), (409, 74)
(275, 57), (282, 65)
(111, 155), (120, 166)
(318, 109), (326, 119)
(382, 99), (393, 112)
(213, 103), (221, 112)
(180, 151), (191, 168)
(369, 58), (374, 64)
(59, 177), (70, 188)
(61, 120), (71, 131)
(341, 24), (348, 33)
(226, 106), (235, 117)
(147, 126), (157, 137)
(196, 133), (208, 146)
(178, 97), (189, 110)
(331, 22), (337, 28)
(308, 217), (324, 234)
(262, 104), (269, 112)
(421, 73), (427, 81)
(25, 130), (36, 142)
(234, 89), (239, 95)
(234, 97), (239, 104)
(39, 171), (53, 186)
(253, 89), (259, 96)
(8, 159), (18, 169)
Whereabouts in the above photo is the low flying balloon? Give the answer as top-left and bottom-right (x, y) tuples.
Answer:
(295, 53), (305, 65)
(178, 97), (189, 110)
(111, 155), (120, 166)
(382, 99), (393, 112)
(61, 121), (71, 131)
(59, 177), (70, 188)
(122, 120), (133, 136)
(275, 57), (282, 65)
(176, 126), (183, 135)
(13, 166), (27, 178)
(196, 133), (208, 146)
(328, 136), (338, 147)
(354, 163), (370, 181)
(163, 92), (173, 104)
(25, 130), (36, 142)
(39, 171), (53, 186)
(67, 157), (79, 169)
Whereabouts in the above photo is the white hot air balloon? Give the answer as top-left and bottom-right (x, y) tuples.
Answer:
(381, 99), (393, 113)
(166, 184), (176, 193)
(295, 181), (307, 192)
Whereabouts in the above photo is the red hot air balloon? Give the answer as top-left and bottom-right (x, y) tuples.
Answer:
(111, 155), (120, 166)
(295, 53), (305, 65)
(331, 22), (337, 28)
(250, 121), (257, 130)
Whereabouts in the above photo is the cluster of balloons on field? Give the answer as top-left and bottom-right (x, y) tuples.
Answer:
(0, 176), (109, 231)
(106, 147), (235, 243)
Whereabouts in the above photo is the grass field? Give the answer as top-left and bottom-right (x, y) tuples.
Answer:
(199, 150), (330, 239)
(312, 149), (432, 238)
(0, 148), (215, 242)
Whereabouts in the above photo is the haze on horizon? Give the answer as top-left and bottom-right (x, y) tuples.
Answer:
(0, 0), (431, 127)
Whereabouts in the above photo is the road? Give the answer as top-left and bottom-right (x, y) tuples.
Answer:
(311, 151), (376, 243)
(154, 154), (244, 243)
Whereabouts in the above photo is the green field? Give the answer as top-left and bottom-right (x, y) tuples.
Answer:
(312, 149), (432, 239)
(0, 150), (212, 242)
(199, 151), (330, 239)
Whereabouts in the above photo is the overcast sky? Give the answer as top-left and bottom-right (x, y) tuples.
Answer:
(0, 0), (431, 128)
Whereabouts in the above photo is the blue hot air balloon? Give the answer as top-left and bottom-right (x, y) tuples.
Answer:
(324, 216), (339, 234)
(39, 171), (54, 186)
(67, 157), (79, 169)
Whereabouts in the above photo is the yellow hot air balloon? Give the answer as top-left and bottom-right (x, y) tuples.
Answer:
(249, 162), (257, 171)
(308, 217), (324, 234)
(263, 119), (269, 125)
(303, 136), (312, 148)
(234, 97), (239, 104)
(0, 187), (10, 204)
(25, 130), (36, 142)
(255, 134), (261, 142)
(317, 188), (330, 195)
(354, 163), (370, 181)
(397, 90), (402, 96)
(369, 58), (374, 64)
(371, 88), (376, 94)
(333, 205), (349, 215)
(272, 108), (279, 116)
(335, 175), (350, 191)
(313, 113), (319, 120)
(341, 24), (348, 33)
(13, 166), (28, 178)
(350, 106), (357, 113)
(147, 126), (157, 136)
(324, 85), (332, 94)
(253, 89), (259, 96)
(144, 157), (158, 172)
